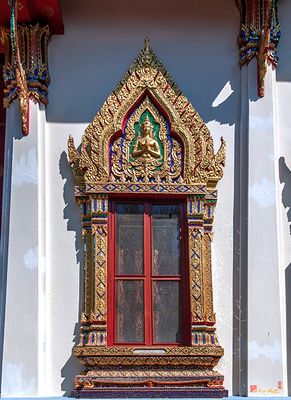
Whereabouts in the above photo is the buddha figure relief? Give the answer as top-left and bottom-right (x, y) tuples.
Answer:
(132, 116), (161, 159)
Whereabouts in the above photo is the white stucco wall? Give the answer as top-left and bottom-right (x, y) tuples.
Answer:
(1, 0), (239, 396)
(277, 0), (291, 275)
(276, 0), (291, 396)
(247, 62), (285, 396)
(1, 102), (39, 397)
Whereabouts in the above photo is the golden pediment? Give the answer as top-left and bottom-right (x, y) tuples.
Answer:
(68, 38), (226, 191)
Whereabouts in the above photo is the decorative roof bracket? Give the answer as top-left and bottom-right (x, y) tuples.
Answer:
(0, 0), (50, 135)
(236, 0), (281, 97)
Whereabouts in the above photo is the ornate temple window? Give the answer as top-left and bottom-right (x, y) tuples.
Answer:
(68, 39), (227, 398)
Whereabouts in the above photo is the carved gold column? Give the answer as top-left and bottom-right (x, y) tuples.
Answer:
(187, 194), (218, 346)
(78, 198), (92, 347)
(87, 194), (108, 345)
(78, 198), (93, 322)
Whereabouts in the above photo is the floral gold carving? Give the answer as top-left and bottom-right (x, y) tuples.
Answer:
(93, 224), (107, 322)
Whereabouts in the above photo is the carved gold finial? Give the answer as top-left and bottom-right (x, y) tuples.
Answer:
(143, 36), (152, 66)
(144, 37), (150, 51)
(68, 135), (80, 165)
(126, 36), (162, 75)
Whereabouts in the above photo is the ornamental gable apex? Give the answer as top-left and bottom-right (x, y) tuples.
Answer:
(68, 38), (226, 189)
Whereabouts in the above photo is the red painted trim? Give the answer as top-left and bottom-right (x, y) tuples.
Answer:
(144, 202), (152, 345)
(150, 276), (181, 280)
(121, 90), (172, 132)
(107, 201), (115, 346)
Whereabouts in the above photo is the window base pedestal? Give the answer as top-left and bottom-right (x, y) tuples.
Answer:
(72, 346), (227, 398)
(72, 386), (228, 398)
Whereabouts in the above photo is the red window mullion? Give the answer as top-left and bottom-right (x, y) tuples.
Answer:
(107, 201), (115, 345)
(148, 202), (154, 346)
(151, 276), (181, 280)
(144, 202), (152, 346)
(113, 276), (146, 280)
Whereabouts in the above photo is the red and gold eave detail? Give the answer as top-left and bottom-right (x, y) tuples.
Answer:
(235, 0), (280, 97)
(67, 39), (228, 397)
(0, 0), (63, 53)
(0, 0), (62, 134)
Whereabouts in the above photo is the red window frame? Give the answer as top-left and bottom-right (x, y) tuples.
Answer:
(107, 199), (191, 346)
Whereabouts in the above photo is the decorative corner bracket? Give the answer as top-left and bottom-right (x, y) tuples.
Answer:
(0, 0), (50, 135)
(236, 0), (280, 97)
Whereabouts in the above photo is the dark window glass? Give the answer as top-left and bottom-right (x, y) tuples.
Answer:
(112, 202), (185, 346)
(116, 203), (144, 275)
(152, 281), (181, 343)
(115, 280), (144, 343)
(152, 205), (180, 275)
